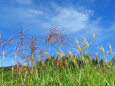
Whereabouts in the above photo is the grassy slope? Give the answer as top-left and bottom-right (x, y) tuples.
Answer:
(0, 57), (115, 86)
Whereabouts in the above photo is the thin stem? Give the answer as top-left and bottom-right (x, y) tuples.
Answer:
(1, 47), (4, 84)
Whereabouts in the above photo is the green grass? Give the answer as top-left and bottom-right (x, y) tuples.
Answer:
(0, 29), (115, 86)
(0, 57), (115, 86)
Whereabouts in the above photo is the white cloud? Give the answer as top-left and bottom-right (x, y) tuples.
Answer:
(0, 3), (102, 35)
(50, 8), (89, 32)
(28, 9), (43, 15)
(45, 6), (101, 34)
(16, 8), (43, 17)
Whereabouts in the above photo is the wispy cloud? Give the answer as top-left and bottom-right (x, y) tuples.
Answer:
(14, 8), (43, 18)
(0, 6), (44, 26)
(50, 8), (90, 32)
(111, 24), (115, 30)
(14, 0), (32, 5)
(34, 4), (101, 35)
(47, 6), (98, 33)
(28, 8), (43, 15)
(78, 0), (95, 3)
(0, 2), (108, 36)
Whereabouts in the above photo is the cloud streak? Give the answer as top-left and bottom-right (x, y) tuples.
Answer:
(0, 1), (113, 39)
(47, 6), (98, 33)
(14, 0), (32, 5)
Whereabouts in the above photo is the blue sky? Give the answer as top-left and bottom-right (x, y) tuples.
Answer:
(0, 0), (115, 67)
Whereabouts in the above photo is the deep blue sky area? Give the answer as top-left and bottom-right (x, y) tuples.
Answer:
(0, 0), (115, 67)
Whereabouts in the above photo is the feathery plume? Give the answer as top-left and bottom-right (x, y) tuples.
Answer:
(3, 50), (5, 60)
(93, 32), (95, 41)
(76, 40), (81, 54)
(98, 45), (105, 54)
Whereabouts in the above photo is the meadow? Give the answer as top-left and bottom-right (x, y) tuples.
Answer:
(0, 29), (115, 86)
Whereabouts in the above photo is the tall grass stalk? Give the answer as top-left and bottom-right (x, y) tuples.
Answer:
(11, 66), (14, 86)
(1, 48), (4, 84)
(0, 29), (115, 86)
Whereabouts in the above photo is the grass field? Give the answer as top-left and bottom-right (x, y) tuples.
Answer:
(0, 57), (115, 86)
(0, 29), (115, 86)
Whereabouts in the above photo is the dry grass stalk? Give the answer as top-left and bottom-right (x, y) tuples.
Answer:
(93, 32), (95, 41)
(76, 40), (82, 55)
(98, 45), (105, 54)
(47, 28), (68, 47)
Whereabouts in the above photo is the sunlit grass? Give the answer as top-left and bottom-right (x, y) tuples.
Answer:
(0, 29), (115, 86)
